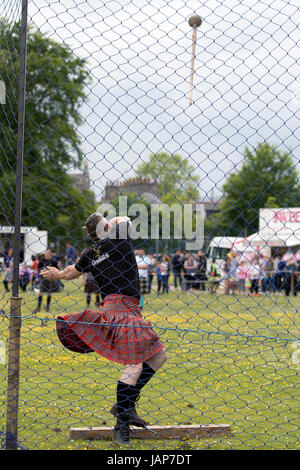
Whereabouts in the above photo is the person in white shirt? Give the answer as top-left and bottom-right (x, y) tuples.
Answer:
(135, 248), (150, 296)
(248, 259), (261, 296)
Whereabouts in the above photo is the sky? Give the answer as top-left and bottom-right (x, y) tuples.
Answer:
(8, 0), (300, 201)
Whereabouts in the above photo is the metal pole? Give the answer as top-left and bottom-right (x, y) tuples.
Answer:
(6, 0), (28, 450)
(189, 26), (197, 106)
(12, 0), (28, 295)
(188, 15), (202, 106)
(5, 297), (22, 450)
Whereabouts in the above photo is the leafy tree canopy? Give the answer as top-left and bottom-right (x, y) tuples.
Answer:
(205, 142), (300, 239)
(136, 152), (200, 204)
(0, 20), (96, 248)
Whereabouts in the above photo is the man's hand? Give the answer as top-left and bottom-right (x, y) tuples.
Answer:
(108, 216), (132, 240)
(110, 216), (130, 226)
(40, 266), (60, 280)
(41, 264), (82, 281)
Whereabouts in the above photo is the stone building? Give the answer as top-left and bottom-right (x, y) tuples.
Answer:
(104, 178), (159, 202)
(102, 177), (222, 219)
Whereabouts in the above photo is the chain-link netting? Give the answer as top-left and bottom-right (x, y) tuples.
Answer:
(0, 0), (299, 451)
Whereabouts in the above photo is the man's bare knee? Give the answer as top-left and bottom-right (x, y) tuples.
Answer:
(120, 363), (143, 385)
(146, 349), (167, 371)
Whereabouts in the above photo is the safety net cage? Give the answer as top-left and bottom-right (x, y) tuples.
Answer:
(0, 0), (299, 451)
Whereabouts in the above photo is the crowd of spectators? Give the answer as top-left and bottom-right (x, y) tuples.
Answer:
(134, 248), (300, 298)
(1, 244), (300, 304)
(221, 251), (299, 296)
(135, 248), (210, 294)
(0, 245), (72, 296)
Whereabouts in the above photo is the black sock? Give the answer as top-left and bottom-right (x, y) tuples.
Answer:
(47, 296), (51, 307)
(38, 296), (42, 308)
(86, 294), (91, 305)
(117, 381), (140, 415)
(135, 363), (156, 392)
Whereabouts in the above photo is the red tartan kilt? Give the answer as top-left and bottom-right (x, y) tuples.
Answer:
(56, 294), (165, 365)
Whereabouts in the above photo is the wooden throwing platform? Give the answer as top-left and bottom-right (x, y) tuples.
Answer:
(69, 424), (231, 440)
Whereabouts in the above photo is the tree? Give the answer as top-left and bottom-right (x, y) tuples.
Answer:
(0, 20), (89, 170)
(133, 153), (202, 250)
(205, 142), (300, 238)
(135, 152), (200, 204)
(0, 20), (96, 248)
(0, 170), (96, 246)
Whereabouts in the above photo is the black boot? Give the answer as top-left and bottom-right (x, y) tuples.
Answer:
(110, 402), (149, 428)
(113, 418), (130, 445)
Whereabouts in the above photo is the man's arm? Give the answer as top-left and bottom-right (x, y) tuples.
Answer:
(137, 263), (149, 269)
(40, 264), (82, 281)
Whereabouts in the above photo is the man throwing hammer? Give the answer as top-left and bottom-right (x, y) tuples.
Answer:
(40, 213), (167, 445)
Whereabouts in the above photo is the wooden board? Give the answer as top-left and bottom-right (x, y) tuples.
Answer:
(69, 424), (231, 440)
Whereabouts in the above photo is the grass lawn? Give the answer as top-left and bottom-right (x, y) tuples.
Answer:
(0, 279), (299, 450)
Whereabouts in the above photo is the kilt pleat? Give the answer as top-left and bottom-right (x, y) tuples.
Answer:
(56, 294), (165, 364)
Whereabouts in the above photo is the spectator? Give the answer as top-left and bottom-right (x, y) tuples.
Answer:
(261, 257), (275, 294)
(171, 249), (183, 290)
(135, 248), (150, 296)
(30, 255), (40, 290)
(184, 254), (198, 291)
(248, 258), (261, 296)
(83, 271), (101, 307)
(275, 257), (286, 292)
(51, 249), (64, 291)
(147, 254), (156, 293)
(19, 264), (32, 292)
(237, 261), (247, 294)
(181, 251), (188, 265)
(160, 255), (170, 294)
(207, 258), (219, 294)
(3, 260), (13, 293)
(51, 248), (61, 265)
(196, 250), (207, 291)
(156, 264), (162, 294)
(33, 249), (60, 313)
(2, 247), (13, 269)
(65, 243), (77, 266)
(285, 257), (298, 297)
(2, 248), (13, 293)
(273, 254), (280, 275)
(223, 256), (231, 295)
(228, 252), (239, 295)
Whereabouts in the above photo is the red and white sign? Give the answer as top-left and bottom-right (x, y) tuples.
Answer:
(259, 208), (300, 237)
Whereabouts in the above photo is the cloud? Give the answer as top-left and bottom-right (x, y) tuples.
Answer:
(25, 0), (300, 199)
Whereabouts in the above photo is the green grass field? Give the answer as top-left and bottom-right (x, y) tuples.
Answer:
(0, 280), (299, 450)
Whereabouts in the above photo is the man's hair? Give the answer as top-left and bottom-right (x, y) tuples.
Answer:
(82, 213), (104, 240)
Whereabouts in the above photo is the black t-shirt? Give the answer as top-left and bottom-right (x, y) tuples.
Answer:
(198, 256), (207, 273)
(172, 254), (183, 272)
(75, 235), (140, 301)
